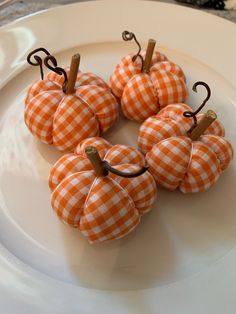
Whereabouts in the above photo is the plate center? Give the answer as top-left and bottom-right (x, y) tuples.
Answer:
(0, 43), (236, 290)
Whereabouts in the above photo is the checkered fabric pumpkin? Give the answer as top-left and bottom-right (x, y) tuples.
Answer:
(109, 31), (188, 122)
(138, 103), (233, 193)
(25, 50), (118, 152)
(49, 137), (157, 243)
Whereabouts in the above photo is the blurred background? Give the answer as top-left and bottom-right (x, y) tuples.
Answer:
(0, 0), (235, 26)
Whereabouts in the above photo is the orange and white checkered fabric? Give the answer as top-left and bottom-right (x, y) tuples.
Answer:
(25, 69), (118, 151)
(110, 50), (187, 122)
(138, 104), (225, 154)
(49, 137), (157, 243)
(139, 104), (233, 193)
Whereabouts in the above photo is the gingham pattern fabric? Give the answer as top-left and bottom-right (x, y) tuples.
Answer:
(49, 137), (157, 243)
(146, 135), (233, 193)
(138, 116), (186, 154)
(109, 164), (157, 215)
(49, 154), (92, 191)
(200, 135), (233, 170)
(179, 141), (221, 193)
(25, 79), (61, 105)
(47, 68), (109, 90)
(156, 103), (193, 127)
(76, 85), (118, 132)
(49, 137), (112, 190)
(150, 62), (187, 108)
(25, 89), (64, 144)
(138, 104), (225, 154)
(79, 176), (140, 243)
(75, 71), (110, 90)
(142, 104), (233, 193)
(52, 95), (100, 151)
(76, 137), (112, 158)
(121, 73), (159, 122)
(110, 51), (167, 98)
(25, 70), (118, 151)
(51, 171), (95, 227)
(146, 137), (192, 190)
(109, 50), (187, 122)
(49, 137), (149, 190)
(104, 145), (145, 166)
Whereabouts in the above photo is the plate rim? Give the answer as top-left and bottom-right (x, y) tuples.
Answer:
(0, 0), (236, 89)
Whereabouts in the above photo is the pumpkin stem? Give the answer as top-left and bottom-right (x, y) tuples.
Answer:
(183, 81), (212, 132)
(85, 146), (108, 177)
(122, 30), (144, 71)
(65, 54), (80, 94)
(85, 146), (149, 178)
(27, 48), (51, 80)
(189, 110), (217, 141)
(143, 39), (156, 73)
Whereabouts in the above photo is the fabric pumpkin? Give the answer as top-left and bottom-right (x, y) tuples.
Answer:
(138, 103), (233, 193)
(49, 137), (157, 243)
(110, 31), (188, 122)
(25, 49), (118, 151)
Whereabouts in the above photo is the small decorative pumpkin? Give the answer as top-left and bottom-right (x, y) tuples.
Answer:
(25, 48), (118, 151)
(49, 137), (157, 243)
(138, 82), (234, 193)
(110, 31), (188, 122)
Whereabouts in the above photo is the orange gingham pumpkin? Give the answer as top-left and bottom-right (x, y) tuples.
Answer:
(138, 102), (233, 193)
(25, 49), (118, 151)
(109, 31), (188, 122)
(49, 137), (157, 243)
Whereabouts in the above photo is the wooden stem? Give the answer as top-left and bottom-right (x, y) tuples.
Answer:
(65, 53), (80, 94)
(85, 146), (108, 177)
(143, 39), (156, 73)
(189, 110), (217, 141)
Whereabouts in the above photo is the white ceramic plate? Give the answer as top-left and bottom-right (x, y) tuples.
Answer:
(0, 1), (236, 313)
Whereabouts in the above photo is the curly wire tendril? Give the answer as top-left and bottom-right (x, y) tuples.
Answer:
(122, 30), (144, 71)
(44, 55), (68, 93)
(183, 81), (212, 133)
(27, 48), (51, 80)
(85, 145), (148, 178)
(103, 161), (149, 178)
